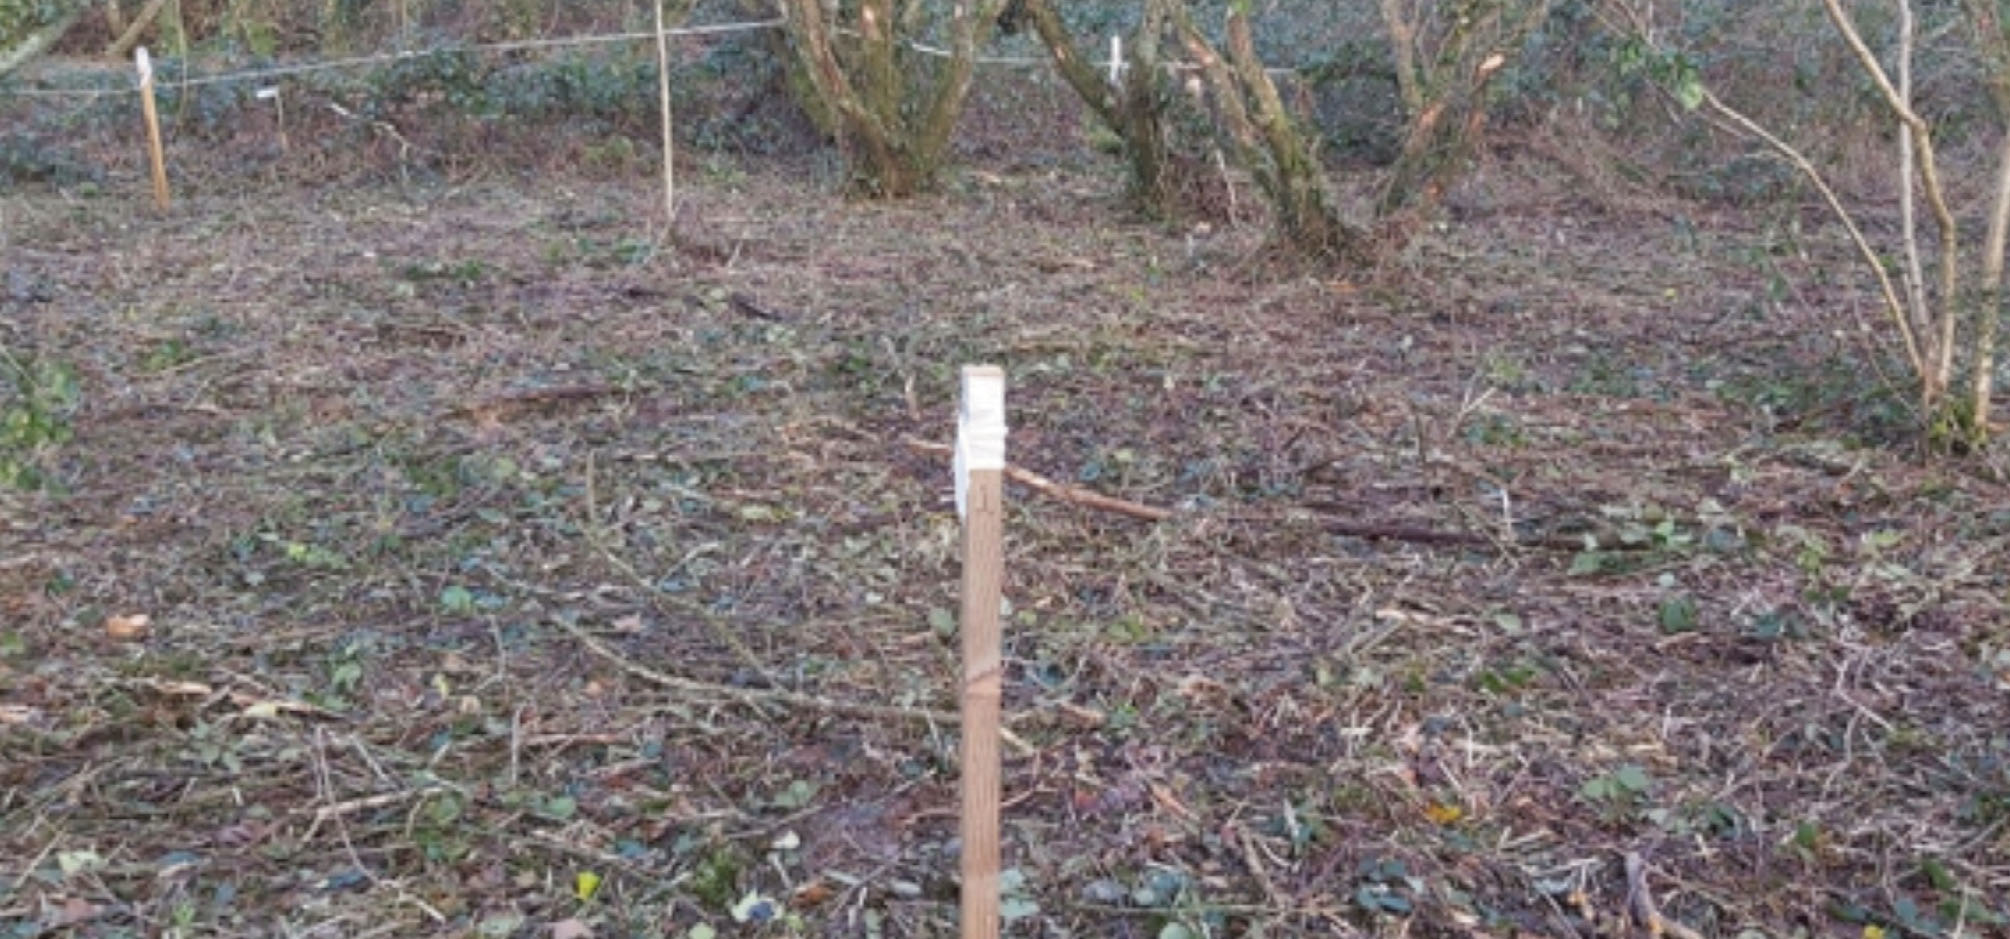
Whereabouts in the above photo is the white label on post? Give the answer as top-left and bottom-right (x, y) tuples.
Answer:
(256, 86), (280, 100)
(954, 367), (1007, 519)
(135, 47), (153, 86)
(1110, 34), (1122, 86)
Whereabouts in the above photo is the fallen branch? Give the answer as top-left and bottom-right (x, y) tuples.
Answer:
(1295, 502), (1597, 552)
(1626, 852), (1706, 939)
(904, 439), (1614, 552)
(549, 612), (962, 727)
(581, 450), (775, 680)
(303, 787), (445, 843)
(448, 383), (634, 423)
(905, 438), (1171, 521)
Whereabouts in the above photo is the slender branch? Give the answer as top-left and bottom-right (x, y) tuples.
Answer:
(1977, 131), (2010, 433)
(903, 439), (1624, 552)
(1818, 0), (1959, 392)
(550, 613), (962, 726)
(780, 0), (903, 184)
(905, 438), (1172, 521)
(1896, 0), (1930, 339)
(1021, 0), (1119, 126)
(915, 0), (1008, 172)
(1964, 0), (2010, 436)
(861, 0), (899, 132)
(1378, 0), (1423, 115)
(104, 0), (168, 58)
(1700, 89), (1928, 386)
(653, 0), (678, 233)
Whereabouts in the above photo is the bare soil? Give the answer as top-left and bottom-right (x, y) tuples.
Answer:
(2, 158), (2008, 938)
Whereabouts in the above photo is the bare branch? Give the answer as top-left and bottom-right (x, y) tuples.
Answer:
(1897, 0), (1930, 339)
(1700, 89), (1928, 386)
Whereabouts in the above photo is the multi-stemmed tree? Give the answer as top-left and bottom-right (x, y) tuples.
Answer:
(775, 0), (1010, 196)
(1018, 0), (1549, 262)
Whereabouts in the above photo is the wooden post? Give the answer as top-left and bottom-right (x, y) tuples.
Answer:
(257, 86), (288, 154)
(135, 47), (170, 210)
(653, 0), (676, 232)
(955, 365), (1006, 939)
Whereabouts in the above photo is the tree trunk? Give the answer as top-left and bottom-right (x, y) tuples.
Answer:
(1020, 0), (1178, 212)
(1169, 0), (1366, 261)
(1376, 0), (1551, 234)
(777, 0), (1003, 196)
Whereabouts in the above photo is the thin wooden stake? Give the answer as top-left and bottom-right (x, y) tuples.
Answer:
(135, 47), (170, 211)
(955, 365), (1007, 939)
(257, 86), (288, 154)
(653, 0), (676, 232)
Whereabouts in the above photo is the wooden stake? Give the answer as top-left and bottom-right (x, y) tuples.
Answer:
(257, 86), (288, 154)
(653, 0), (676, 232)
(135, 47), (170, 211)
(955, 365), (1007, 939)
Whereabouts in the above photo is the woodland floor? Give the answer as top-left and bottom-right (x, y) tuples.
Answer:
(2, 155), (2009, 939)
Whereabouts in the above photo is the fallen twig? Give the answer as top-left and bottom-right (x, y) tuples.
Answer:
(581, 450), (772, 679)
(448, 383), (636, 424)
(1294, 502), (1598, 552)
(904, 438), (1618, 552)
(1626, 852), (1705, 939)
(301, 786), (445, 843)
(905, 438), (1171, 521)
(549, 613), (961, 727)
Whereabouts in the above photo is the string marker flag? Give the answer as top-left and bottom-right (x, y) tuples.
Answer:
(135, 47), (171, 210)
(954, 365), (1006, 939)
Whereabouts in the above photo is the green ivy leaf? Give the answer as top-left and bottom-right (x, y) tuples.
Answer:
(772, 779), (818, 809)
(440, 585), (476, 613)
(1658, 594), (1698, 633)
(541, 795), (578, 821)
(1674, 74), (1704, 111)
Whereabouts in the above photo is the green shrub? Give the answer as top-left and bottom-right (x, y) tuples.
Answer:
(0, 350), (80, 491)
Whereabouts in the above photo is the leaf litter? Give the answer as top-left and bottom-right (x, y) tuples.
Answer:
(0, 164), (2006, 937)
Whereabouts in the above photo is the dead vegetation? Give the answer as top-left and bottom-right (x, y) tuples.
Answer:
(2, 151), (2009, 939)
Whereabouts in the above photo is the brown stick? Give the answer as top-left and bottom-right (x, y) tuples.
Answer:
(904, 439), (1618, 552)
(956, 368), (1006, 939)
(550, 612), (959, 726)
(135, 47), (170, 210)
(1626, 852), (1705, 939)
(653, 0), (677, 233)
(907, 439), (1172, 522)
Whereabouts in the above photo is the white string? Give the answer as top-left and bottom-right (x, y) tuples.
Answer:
(3, 16), (1302, 100)
(0, 17), (785, 99)
(854, 27), (1295, 75)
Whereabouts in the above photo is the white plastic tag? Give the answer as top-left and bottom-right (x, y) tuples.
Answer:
(135, 47), (153, 86)
(954, 367), (1006, 519)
